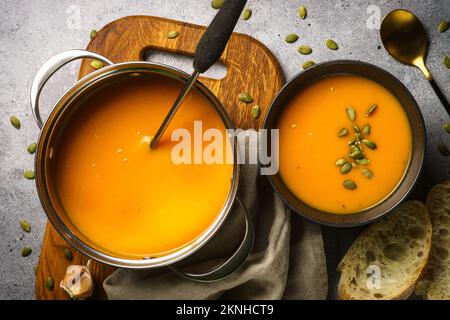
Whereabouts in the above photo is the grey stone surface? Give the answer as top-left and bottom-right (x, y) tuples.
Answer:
(0, 0), (449, 300)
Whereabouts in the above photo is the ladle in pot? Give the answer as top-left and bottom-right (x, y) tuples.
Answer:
(150, 0), (247, 148)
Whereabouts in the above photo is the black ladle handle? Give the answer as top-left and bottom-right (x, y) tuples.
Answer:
(193, 0), (247, 73)
(428, 78), (450, 116)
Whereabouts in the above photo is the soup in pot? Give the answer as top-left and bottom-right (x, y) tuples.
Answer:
(49, 73), (233, 258)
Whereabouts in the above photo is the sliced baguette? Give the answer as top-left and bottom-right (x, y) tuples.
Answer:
(415, 181), (450, 300)
(338, 201), (432, 300)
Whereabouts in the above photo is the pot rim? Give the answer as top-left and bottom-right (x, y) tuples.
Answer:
(262, 59), (426, 227)
(34, 61), (241, 268)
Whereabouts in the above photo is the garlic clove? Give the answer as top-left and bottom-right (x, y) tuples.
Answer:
(60, 262), (94, 299)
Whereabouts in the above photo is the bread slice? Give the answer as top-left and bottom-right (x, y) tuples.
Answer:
(415, 181), (450, 300)
(338, 201), (432, 300)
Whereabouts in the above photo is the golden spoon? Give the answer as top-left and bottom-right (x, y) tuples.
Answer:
(380, 9), (450, 115)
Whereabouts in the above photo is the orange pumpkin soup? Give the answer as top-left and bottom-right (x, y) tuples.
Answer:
(50, 74), (233, 258)
(277, 75), (412, 214)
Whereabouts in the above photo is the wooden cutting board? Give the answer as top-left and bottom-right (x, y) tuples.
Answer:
(35, 15), (284, 300)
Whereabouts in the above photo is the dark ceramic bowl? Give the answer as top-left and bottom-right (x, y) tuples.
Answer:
(263, 60), (426, 226)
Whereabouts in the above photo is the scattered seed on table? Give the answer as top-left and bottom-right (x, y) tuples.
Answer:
(325, 39), (338, 50)
(242, 9), (252, 20)
(63, 248), (73, 261)
(166, 30), (179, 39)
(298, 5), (307, 19)
(211, 0), (224, 9)
(46, 276), (54, 291)
(239, 92), (253, 103)
(302, 60), (315, 69)
(23, 170), (35, 180)
(438, 21), (449, 33)
(27, 142), (37, 154)
(285, 34), (299, 43)
(90, 29), (98, 40)
(444, 123), (450, 134)
(22, 247), (32, 257)
(90, 60), (104, 70)
(438, 143), (449, 156)
(251, 105), (261, 119)
(10, 115), (21, 129)
(298, 45), (312, 55)
(444, 56), (450, 69)
(20, 219), (31, 233)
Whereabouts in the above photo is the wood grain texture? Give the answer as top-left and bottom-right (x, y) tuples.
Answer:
(35, 15), (284, 300)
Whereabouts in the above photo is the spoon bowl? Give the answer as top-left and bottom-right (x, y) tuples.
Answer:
(380, 9), (450, 115)
(381, 9), (430, 78)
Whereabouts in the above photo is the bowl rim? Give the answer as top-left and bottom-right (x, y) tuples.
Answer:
(262, 59), (426, 227)
(34, 61), (241, 268)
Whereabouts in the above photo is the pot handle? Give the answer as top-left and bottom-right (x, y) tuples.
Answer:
(30, 50), (113, 129)
(169, 195), (254, 282)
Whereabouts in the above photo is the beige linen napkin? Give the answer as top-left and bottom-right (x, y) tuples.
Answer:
(103, 132), (327, 299)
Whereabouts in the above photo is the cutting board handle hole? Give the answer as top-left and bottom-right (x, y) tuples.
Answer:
(143, 49), (227, 80)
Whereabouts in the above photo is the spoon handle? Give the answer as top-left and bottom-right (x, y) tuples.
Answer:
(193, 0), (247, 73)
(428, 78), (450, 116)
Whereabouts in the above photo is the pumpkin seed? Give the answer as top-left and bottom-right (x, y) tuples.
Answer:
(346, 107), (356, 121)
(298, 45), (312, 55)
(325, 39), (338, 50)
(438, 143), (450, 156)
(444, 56), (450, 69)
(352, 125), (361, 134)
(298, 5), (307, 19)
(356, 158), (370, 165)
(242, 9), (252, 20)
(27, 142), (37, 154)
(22, 247), (32, 257)
(444, 123), (450, 134)
(362, 168), (374, 179)
(90, 29), (98, 40)
(335, 158), (347, 166)
(340, 162), (352, 174)
(46, 276), (54, 291)
(166, 30), (179, 39)
(348, 139), (357, 146)
(343, 179), (357, 190)
(239, 92), (253, 103)
(351, 145), (361, 153)
(302, 60), (315, 69)
(363, 124), (371, 135)
(438, 21), (449, 33)
(338, 128), (348, 137)
(10, 115), (21, 129)
(362, 139), (377, 150)
(285, 33), (299, 43)
(211, 0), (224, 9)
(366, 104), (377, 117)
(90, 60), (104, 70)
(20, 219), (31, 233)
(23, 170), (35, 180)
(251, 105), (261, 119)
(349, 150), (364, 159)
(63, 248), (73, 261)
(355, 133), (363, 142)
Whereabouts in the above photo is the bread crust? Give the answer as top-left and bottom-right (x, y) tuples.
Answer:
(338, 201), (432, 300)
(416, 181), (450, 300)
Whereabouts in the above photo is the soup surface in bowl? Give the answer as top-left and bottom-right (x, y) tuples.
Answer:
(277, 74), (412, 214)
(49, 74), (233, 258)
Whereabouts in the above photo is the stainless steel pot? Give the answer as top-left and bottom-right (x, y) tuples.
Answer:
(31, 50), (254, 281)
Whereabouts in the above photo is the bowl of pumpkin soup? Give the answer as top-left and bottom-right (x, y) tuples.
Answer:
(264, 60), (425, 226)
(30, 50), (253, 280)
